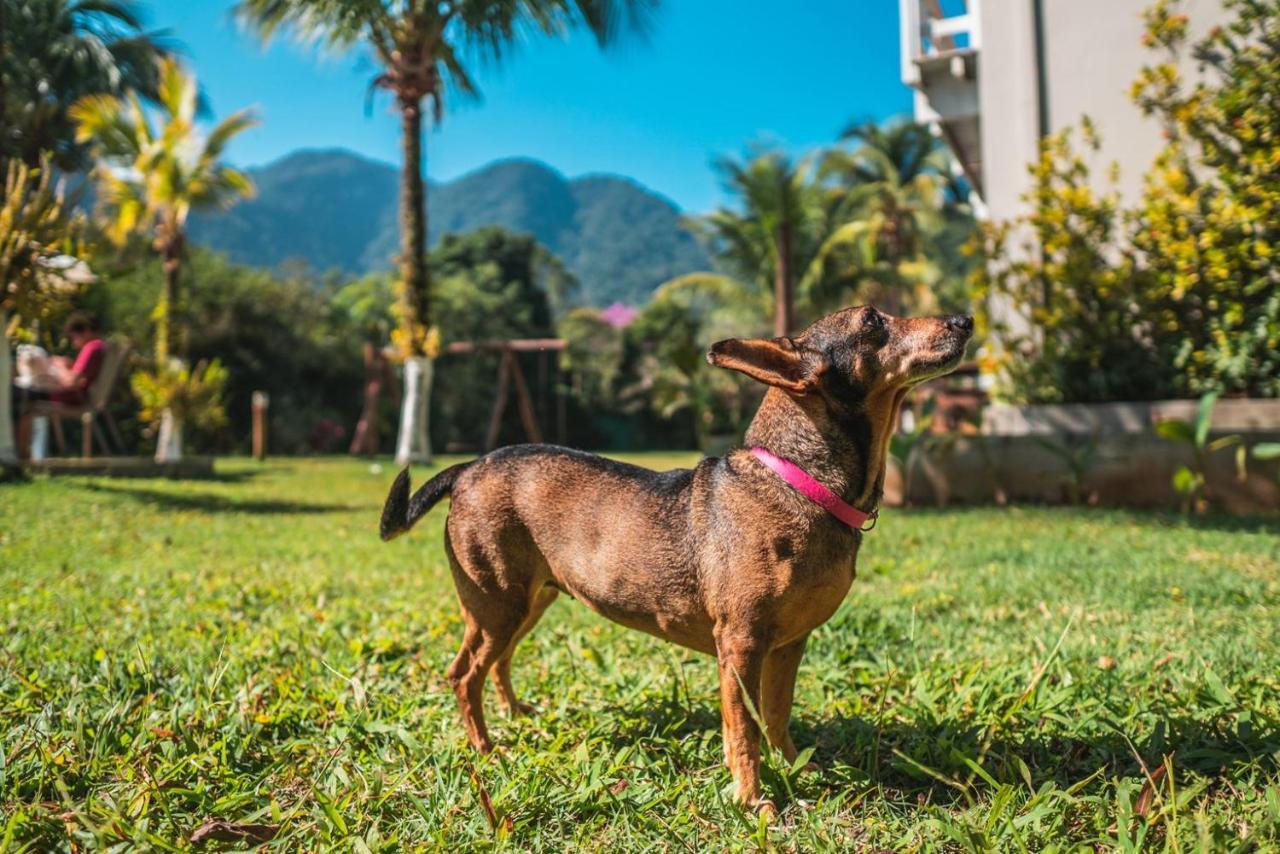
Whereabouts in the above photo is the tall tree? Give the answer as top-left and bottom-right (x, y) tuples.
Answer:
(234, 0), (657, 462)
(1, 0), (171, 170)
(672, 149), (861, 336)
(821, 119), (970, 314)
(71, 57), (256, 364)
(233, 0), (656, 352)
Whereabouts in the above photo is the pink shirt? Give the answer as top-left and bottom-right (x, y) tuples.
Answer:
(52, 337), (105, 404)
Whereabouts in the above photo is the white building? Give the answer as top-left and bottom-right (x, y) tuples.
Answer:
(900, 0), (1226, 222)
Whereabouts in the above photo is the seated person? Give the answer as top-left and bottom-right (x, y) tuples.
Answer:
(12, 312), (106, 458)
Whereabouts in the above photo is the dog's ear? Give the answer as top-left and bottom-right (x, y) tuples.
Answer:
(706, 336), (820, 394)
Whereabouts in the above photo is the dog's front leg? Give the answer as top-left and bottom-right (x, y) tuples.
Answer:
(762, 634), (809, 765)
(715, 633), (772, 813)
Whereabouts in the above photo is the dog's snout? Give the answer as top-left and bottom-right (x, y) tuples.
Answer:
(946, 314), (974, 336)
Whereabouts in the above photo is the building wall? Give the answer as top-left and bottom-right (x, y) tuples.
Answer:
(974, 0), (1042, 223)
(974, 0), (1226, 222)
(1042, 0), (1223, 207)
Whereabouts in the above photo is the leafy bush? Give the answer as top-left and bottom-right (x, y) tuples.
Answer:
(972, 0), (1280, 402)
(131, 359), (229, 433)
(971, 123), (1171, 403)
(87, 249), (365, 454)
(1129, 0), (1280, 397)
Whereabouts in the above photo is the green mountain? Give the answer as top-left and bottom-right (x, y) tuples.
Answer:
(188, 149), (708, 306)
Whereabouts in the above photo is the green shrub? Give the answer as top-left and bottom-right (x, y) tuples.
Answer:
(970, 123), (1171, 403)
(1129, 0), (1280, 397)
(971, 0), (1280, 403)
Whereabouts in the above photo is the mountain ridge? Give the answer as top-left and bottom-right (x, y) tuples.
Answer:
(188, 148), (709, 306)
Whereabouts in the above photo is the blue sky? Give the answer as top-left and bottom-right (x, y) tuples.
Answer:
(149, 2), (912, 213)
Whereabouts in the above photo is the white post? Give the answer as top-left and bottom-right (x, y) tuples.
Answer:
(30, 417), (48, 461)
(156, 409), (183, 462)
(155, 357), (186, 463)
(395, 355), (433, 465)
(0, 310), (16, 469)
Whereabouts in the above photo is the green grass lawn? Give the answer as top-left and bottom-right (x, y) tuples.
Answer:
(2, 456), (1279, 851)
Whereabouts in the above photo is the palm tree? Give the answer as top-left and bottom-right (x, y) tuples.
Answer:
(0, 158), (88, 473)
(820, 119), (970, 314)
(668, 149), (862, 337)
(1, 0), (172, 170)
(71, 57), (256, 365)
(234, 0), (657, 463)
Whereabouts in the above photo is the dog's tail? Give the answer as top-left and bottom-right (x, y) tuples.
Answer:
(380, 463), (470, 541)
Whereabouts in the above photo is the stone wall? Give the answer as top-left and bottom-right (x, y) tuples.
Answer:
(883, 400), (1280, 512)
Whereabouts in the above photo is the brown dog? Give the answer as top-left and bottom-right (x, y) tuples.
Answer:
(381, 306), (972, 810)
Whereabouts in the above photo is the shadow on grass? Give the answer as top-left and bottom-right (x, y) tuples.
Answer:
(597, 694), (1279, 806)
(794, 708), (1280, 801)
(897, 503), (1279, 534)
(82, 482), (356, 515)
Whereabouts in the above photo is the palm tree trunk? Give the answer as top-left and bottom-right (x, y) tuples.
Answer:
(398, 95), (430, 335)
(883, 213), (906, 316)
(156, 236), (184, 462)
(0, 2), (7, 170)
(774, 221), (794, 337)
(393, 93), (433, 464)
(159, 260), (177, 365)
(0, 309), (19, 473)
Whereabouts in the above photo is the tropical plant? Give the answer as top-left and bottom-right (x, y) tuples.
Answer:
(1154, 392), (1247, 513)
(674, 149), (865, 337)
(234, 0), (656, 358)
(131, 358), (228, 432)
(1129, 0), (1280, 398)
(889, 398), (934, 505)
(1032, 434), (1099, 506)
(130, 358), (228, 461)
(822, 119), (974, 314)
(0, 0), (171, 169)
(622, 297), (747, 451)
(71, 57), (256, 365)
(0, 158), (88, 471)
(970, 122), (1172, 404)
(0, 159), (87, 331)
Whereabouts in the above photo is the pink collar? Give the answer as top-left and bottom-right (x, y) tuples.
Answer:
(750, 446), (877, 532)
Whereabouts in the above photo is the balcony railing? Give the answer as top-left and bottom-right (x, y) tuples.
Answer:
(900, 0), (981, 86)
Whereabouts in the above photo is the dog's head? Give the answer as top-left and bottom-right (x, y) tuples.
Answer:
(707, 306), (973, 403)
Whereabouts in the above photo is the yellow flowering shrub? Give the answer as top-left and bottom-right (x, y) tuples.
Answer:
(1130, 0), (1280, 397)
(972, 0), (1279, 402)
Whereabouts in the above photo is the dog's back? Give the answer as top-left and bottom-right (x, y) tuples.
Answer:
(439, 445), (716, 649)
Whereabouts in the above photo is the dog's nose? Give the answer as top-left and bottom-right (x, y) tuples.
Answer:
(947, 314), (974, 335)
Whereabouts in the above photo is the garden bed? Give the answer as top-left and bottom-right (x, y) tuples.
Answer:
(887, 399), (1280, 511)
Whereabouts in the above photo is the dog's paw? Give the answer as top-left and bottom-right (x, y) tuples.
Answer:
(754, 799), (779, 820)
(503, 701), (537, 718)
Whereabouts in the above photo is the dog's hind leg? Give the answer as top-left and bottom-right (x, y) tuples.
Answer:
(444, 544), (530, 753)
(492, 584), (558, 716)
(447, 602), (525, 753)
